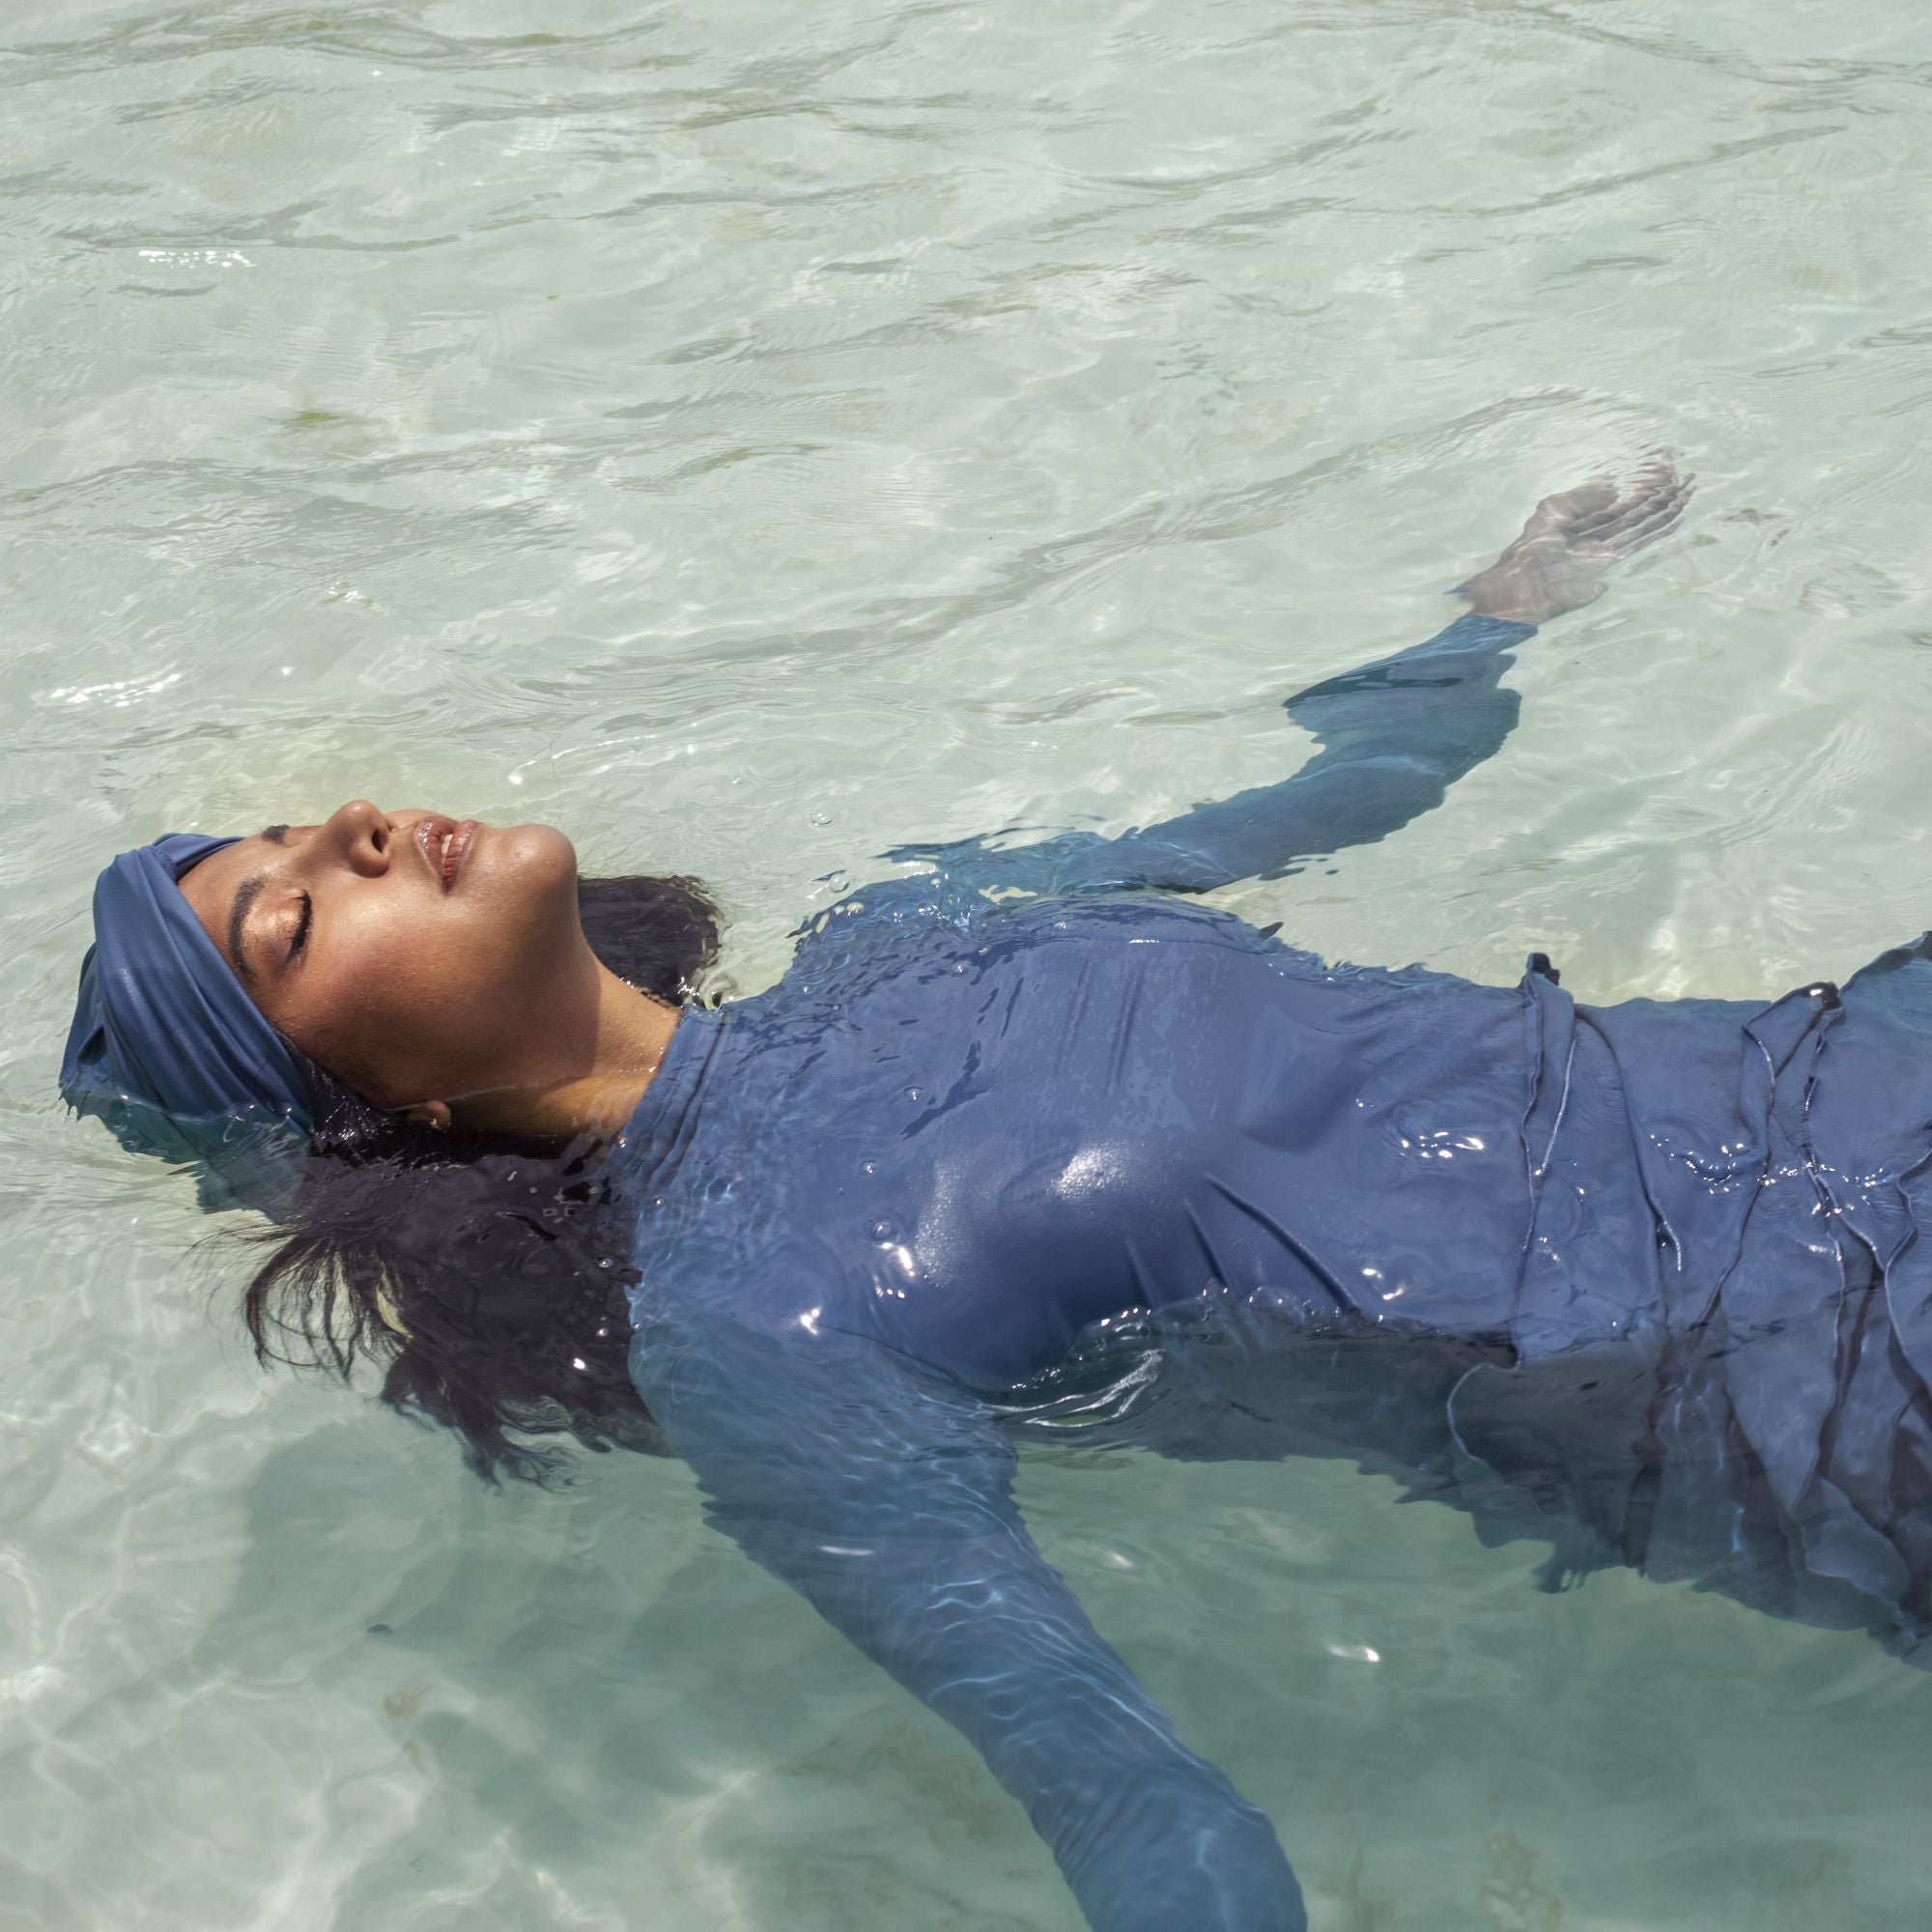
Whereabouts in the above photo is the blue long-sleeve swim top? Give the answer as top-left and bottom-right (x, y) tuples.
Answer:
(613, 613), (1932, 1932)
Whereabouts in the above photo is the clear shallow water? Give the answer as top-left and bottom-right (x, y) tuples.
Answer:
(4, 1), (1932, 1926)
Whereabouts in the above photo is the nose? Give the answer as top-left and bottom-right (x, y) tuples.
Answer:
(319, 798), (394, 879)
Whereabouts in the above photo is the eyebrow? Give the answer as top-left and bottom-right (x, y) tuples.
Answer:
(224, 828), (291, 985)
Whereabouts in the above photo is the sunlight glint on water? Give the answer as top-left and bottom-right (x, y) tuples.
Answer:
(3, 2), (1930, 1926)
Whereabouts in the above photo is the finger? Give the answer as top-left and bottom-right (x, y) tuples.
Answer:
(1567, 477), (1693, 564)
(1605, 476), (1695, 555)
(1625, 468), (1695, 522)
(1527, 478), (1616, 529)
(1562, 462), (1680, 536)
(1608, 471), (1694, 540)
(1579, 453), (1679, 505)
(1568, 493), (1654, 539)
(1573, 467), (1690, 542)
(1613, 503), (1689, 557)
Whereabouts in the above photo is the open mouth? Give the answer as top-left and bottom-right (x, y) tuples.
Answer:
(415, 816), (480, 891)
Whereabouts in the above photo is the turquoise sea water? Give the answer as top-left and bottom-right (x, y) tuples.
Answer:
(5, 2), (1932, 1926)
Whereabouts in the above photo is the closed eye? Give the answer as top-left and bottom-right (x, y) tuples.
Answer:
(289, 891), (313, 963)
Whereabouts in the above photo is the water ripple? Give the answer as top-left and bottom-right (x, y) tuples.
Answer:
(5, 0), (1932, 1926)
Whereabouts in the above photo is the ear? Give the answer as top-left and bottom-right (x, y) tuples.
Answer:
(398, 1099), (453, 1134)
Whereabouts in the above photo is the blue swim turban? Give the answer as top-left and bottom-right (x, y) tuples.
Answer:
(61, 832), (314, 1214)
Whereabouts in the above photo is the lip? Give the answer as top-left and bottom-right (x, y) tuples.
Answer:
(413, 816), (481, 891)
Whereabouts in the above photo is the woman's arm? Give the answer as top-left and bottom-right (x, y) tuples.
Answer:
(886, 464), (1690, 898)
(1003, 610), (1535, 895)
(633, 1314), (1307, 1932)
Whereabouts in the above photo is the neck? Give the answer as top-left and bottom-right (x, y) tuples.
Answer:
(459, 964), (685, 1141)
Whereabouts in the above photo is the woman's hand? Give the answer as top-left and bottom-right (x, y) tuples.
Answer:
(1456, 456), (1693, 625)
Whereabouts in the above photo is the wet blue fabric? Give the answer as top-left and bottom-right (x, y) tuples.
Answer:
(615, 611), (1932, 1931)
(61, 831), (311, 1214)
(620, 612), (1538, 1932)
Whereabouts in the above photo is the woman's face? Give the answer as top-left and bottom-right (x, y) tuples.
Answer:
(179, 800), (588, 1111)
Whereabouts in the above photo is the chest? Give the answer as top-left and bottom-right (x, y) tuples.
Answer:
(759, 931), (1536, 1385)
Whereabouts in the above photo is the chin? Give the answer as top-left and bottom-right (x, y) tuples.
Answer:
(476, 820), (580, 905)
(507, 819), (578, 874)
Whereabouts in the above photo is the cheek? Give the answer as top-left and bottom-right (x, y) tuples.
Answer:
(279, 862), (575, 1100)
(283, 922), (482, 1098)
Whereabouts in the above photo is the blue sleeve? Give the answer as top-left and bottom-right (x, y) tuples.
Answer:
(886, 611), (1537, 895)
(633, 1313), (1306, 1932)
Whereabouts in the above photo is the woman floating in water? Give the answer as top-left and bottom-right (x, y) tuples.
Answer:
(76, 456), (1932, 1932)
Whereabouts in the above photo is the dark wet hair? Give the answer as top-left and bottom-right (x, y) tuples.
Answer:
(239, 873), (720, 1484)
